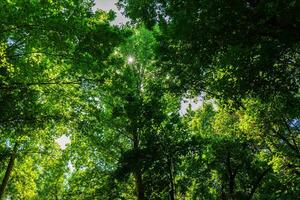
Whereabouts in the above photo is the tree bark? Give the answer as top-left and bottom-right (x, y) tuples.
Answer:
(168, 156), (175, 200)
(133, 133), (144, 200)
(226, 151), (236, 200)
(0, 142), (18, 199)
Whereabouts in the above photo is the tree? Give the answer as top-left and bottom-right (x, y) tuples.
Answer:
(0, 0), (299, 198)
(0, 1), (124, 198)
(117, 0), (300, 191)
(179, 102), (299, 199)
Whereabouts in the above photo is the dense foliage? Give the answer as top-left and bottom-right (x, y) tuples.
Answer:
(0, 0), (299, 199)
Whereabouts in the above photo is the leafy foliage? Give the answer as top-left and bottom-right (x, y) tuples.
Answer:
(0, 0), (299, 199)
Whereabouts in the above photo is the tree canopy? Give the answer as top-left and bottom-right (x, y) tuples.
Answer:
(0, 0), (299, 199)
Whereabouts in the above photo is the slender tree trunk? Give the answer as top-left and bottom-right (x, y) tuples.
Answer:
(0, 142), (18, 199)
(133, 133), (144, 200)
(168, 156), (175, 200)
(226, 151), (236, 200)
(134, 168), (144, 200)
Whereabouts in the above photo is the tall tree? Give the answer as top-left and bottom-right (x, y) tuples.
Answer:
(0, 1), (124, 198)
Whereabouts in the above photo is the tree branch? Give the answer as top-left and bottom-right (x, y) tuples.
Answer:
(247, 166), (271, 200)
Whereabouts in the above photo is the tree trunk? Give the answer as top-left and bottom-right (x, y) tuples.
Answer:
(168, 156), (175, 200)
(134, 168), (144, 200)
(226, 151), (236, 200)
(0, 142), (18, 199)
(133, 133), (144, 200)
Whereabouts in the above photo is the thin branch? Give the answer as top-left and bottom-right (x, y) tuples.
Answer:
(247, 166), (271, 200)
(0, 115), (69, 126)
(0, 80), (82, 90)
(271, 127), (300, 159)
(284, 119), (300, 154)
(5, 36), (28, 52)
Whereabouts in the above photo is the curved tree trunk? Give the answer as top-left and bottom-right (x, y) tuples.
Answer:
(0, 142), (18, 199)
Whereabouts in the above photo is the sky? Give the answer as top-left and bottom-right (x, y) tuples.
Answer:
(56, 135), (71, 150)
(180, 96), (203, 116)
(93, 0), (128, 25)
